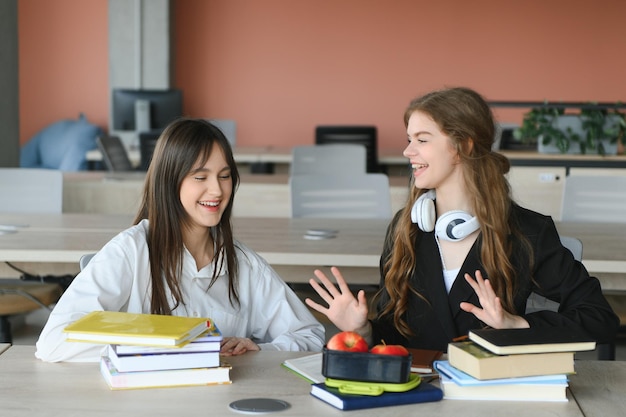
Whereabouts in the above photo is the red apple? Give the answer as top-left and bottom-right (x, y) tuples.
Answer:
(326, 331), (369, 352)
(370, 341), (409, 356)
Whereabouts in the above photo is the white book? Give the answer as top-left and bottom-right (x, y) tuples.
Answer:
(107, 345), (220, 372)
(100, 355), (231, 390)
(434, 360), (568, 402)
(113, 339), (221, 355)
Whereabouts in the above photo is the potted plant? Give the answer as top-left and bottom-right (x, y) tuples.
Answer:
(513, 102), (625, 155)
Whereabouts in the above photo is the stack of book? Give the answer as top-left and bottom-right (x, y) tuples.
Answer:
(282, 350), (443, 410)
(63, 311), (231, 390)
(435, 327), (596, 402)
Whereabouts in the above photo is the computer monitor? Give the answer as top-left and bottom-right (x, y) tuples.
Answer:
(111, 89), (183, 132)
(315, 125), (380, 173)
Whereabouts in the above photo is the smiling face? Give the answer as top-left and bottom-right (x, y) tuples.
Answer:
(403, 110), (463, 193)
(179, 142), (233, 237)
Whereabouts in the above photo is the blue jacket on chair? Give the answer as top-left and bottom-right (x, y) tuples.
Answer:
(20, 114), (103, 171)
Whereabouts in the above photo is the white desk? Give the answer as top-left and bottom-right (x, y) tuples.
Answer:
(567, 360), (626, 417)
(0, 214), (389, 283)
(2, 345), (607, 417)
(1, 214), (625, 287)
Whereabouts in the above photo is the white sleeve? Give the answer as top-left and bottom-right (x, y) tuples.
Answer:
(242, 252), (325, 352)
(34, 235), (141, 362)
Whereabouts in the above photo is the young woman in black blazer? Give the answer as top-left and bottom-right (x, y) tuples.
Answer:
(306, 87), (619, 351)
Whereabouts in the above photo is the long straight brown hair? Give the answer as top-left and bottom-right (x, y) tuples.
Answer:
(379, 87), (533, 338)
(134, 118), (241, 315)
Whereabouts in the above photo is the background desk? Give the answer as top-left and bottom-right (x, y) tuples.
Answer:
(1, 214), (624, 291)
(86, 146), (272, 170)
(0, 215), (386, 284)
(66, 165), (621, 223)
(0, 345), (600, 417)
(62, 172), (411, 218)
(63, 169), (565, 221)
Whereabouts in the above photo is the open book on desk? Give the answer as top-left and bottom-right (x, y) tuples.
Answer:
(281, 353), (325, 384)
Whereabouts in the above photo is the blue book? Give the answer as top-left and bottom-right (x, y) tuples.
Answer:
(310, 382), (443, 410)
(433, 360), (568, 386)
(433, 360), (568, 401)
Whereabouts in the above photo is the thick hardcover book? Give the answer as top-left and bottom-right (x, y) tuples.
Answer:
(310, 382), (443, 410)
(107, 345), (220, 372)
(64, 311), (210, 347)
(448, 341), (575, 380)
(100, 355), (231, 390)
(468, 327), (596, 355)
(282, 353), (324, 384)
(113, 322), (223, 355)
(407, 348), (443, 373)
(434, 360), (568, 402)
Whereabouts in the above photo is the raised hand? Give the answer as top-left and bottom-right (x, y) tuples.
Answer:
(305, 266), (371, 336)
(459, 270), (529, 329)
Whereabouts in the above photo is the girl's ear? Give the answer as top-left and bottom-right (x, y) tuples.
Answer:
(457, 137), (474, 161)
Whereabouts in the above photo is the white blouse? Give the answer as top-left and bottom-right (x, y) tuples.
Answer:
(35, 219), (325, 362)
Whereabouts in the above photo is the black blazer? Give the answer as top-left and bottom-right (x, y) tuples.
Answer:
(371, 205), (619, 352)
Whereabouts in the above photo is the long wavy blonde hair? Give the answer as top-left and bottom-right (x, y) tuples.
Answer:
(379, 87), (532, 338)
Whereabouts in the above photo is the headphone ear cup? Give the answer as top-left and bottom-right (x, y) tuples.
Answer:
(419, 198), (436, 232)
(411, 191), (436, 232)
(435, 211), (480, 242)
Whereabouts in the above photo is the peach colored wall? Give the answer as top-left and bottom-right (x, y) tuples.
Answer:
(18, 0), (108, 145)
(174, 0), (626, 150)
(18, 0), (626, 152)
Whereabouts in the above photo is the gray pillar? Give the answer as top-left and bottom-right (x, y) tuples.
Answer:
(108, 0), (172, 149)
(0, 0), (19, 168)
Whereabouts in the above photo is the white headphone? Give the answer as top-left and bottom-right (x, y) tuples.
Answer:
(411, 190), (480, 242)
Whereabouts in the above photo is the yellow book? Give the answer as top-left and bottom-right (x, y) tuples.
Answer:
(63, 311), (210, 347)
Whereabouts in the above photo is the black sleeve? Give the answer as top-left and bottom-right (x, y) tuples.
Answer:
(523, 215), (619, 344)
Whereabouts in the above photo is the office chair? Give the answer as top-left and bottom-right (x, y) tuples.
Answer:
(0, 168), (63, 213)
(139, 131), (161, 171)
(290, 144), (367, 175)
(208, 119), (237, 146)
(97, 135), (134, 172)
(315, 126), (381, 173)
(79, 253), (96, 271)
(0, 168), (65, 343)
(561, 175), (626, 223)
(290, 173), (392, 219)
